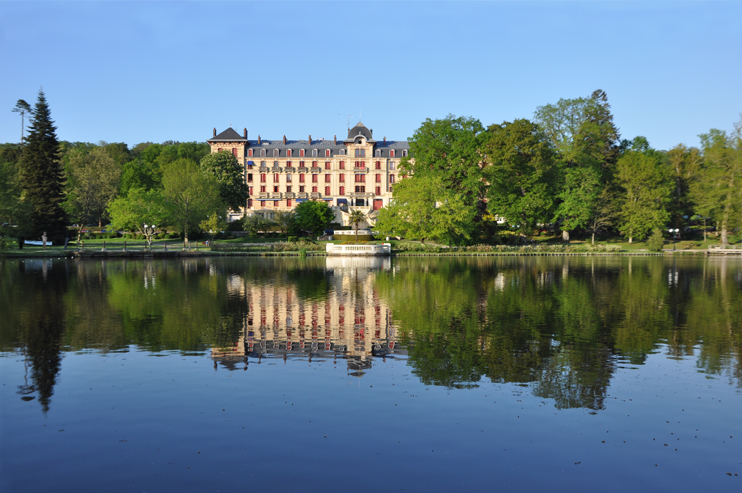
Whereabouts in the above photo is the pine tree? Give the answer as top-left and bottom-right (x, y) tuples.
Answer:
(21, 89), (67, 240)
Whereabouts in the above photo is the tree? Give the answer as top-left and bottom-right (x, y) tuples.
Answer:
(533, 90), (620, 240)
(375, 174), (474, 244)
(11, 99), (32, 150)
(199, 151), (249, 212)
(108, 188), (168, 242)
(273, 210), (295, 236)
(0, 149), (31, 229)
(402, 115), (487, 222)
(482, 119), (558, 240)
(615, 143), (673, 243)
(161, 159), (223, 244)
(199, 212), (227, 244)
(64, 147), (121, 228)
(20, 89), (67, 240)
(691, 122), (742, 246)
(666, 144), (702, 233)
(348, 208), (366, 243)
(294, 200), (334, 238)
(243, 213), (270, 237)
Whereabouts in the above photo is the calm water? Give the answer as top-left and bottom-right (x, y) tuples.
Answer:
(2, 256), (742, 492)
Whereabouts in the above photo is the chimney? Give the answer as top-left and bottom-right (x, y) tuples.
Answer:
(213, 128), (216, 138)
(308, 134), (311, 144)
(370, 128), (373, 136)
(283, 135), (287, 145)
(334, 135), (337, 144)
(243, 128), (247, 139)
(384, 137), (386, 143)
(258, 135), (261, 145)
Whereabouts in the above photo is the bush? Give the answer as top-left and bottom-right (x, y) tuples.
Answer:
(288, 236), (298, 242)
(646, 229), (665, 252)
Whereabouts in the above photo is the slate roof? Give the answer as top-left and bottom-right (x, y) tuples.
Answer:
(345, 121), (375, 143)
(208, 127), (246, 142)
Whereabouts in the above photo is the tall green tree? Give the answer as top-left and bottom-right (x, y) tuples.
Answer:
(691, 121), (742, 245)
(64, 147), (121, 227)
(482, 119), (558, 240)
(534, 90), (620, 240)
(375, 174), (474, 244)
(20, 89), (67, 240)
(11, 100), (32, 150)
(615, 141), (673, 243)
(0, 147), (31, 228)
(294, 200), (334, 238)
(666, 144), (702, 233)
(161, 159), (223, 244)
(401, 115), (486, 221)
(108, 188), (168, 240)
(199, 151), (249, 211)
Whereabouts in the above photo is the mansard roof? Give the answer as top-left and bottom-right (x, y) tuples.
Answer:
(208, 127), (246, 143)
(344, 121), (376, 143)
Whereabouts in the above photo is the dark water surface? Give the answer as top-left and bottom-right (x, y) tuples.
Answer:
(2, 256), (742, 492)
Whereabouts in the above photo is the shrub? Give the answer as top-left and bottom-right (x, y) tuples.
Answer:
(646, 229), (665, 252)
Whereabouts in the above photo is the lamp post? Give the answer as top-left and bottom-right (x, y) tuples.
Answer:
(144, 224), (156, 250)
(668, 228), (679, 250)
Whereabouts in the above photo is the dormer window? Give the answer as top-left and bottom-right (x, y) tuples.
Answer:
(325, 149), (331, 157)
(287, 149), (292, 157)
(339, 149), (346, 156)
(261, 149), (266, 157)
(402, 150), (408, 157)
(375, 149), (381, 157)
(248, 149), (253, 157)
(312, 149), (318, 157)
(273, 149), (279, 157)
(300, 149), (305, 157)
(390, 150), (395, 158)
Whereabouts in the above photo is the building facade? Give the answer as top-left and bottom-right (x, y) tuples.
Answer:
(207, 122), (409, 222)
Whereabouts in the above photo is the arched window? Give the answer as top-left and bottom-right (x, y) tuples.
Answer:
(375, 149), (381, 157)
(300, 149), (305, 157)
(402, 150), (408, 157)
(325, 149), (331, 157)
(312, 149), (318, 157)
(390, 150), (395, 158)
(248, 149), (253, 157)
(261, 149), (266, 157)
(273, 149), (279, 157)
(287, 149), (292, 157)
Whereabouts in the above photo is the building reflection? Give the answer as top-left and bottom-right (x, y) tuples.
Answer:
(211, 257), (404, 373)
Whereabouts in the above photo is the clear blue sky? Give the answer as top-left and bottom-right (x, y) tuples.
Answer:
(2, 1), (740, 151)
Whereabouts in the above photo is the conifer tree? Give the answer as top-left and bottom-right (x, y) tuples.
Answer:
(21, 89), (67, 240)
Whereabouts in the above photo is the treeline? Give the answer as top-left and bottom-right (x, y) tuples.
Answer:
(1, 90), (247, 243)
(377, 90), (742, 246)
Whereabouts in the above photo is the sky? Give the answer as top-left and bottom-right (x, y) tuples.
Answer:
(1, 1), (740, 151)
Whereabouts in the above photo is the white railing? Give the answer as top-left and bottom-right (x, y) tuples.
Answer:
(326, 243), (391, 256)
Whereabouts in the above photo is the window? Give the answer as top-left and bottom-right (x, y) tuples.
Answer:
(299, 174), (305, 183)
(389, 161), (395, 170)
(325, 161), (331, 169)
(311, 174), (318, 183)
(286, 161), (292, 167)
(248, 174), (253, 182)
(273, 149), (279, 157)
(339, 161), (345, 169)
(248, 199), (253, 208)
(390, 150), (395, 158)
(273, 186), (279, 193)
(261, 149), (266, 157)
(260, 186), (266, 192)
(260, 174), (266, 183)
(260, 161), (266, 166)
(300, 149), (305, 157)
(248, 186), (253, 195)
(312, 161), (318, 167)
(402, 150), (408, 157)
(325, 149), (331, 157)
(286, 186), (292, 193)
(273, 174), (279, 182)
(355, 185), (365, 193)
(375, 161), (381, 170)
(375, 186), (381, 195)
(312, 149), (318, 157)
(375, 174), (381, 183)
(339, 149), (346, 155)
(375, 149), (381, 157)
(312, 186), (318, 193)
(354, 161), (366, 168)
(355, 174), (366, 183)
(389, 174), (395, 184)
(287, 149), (292, 157)
(354, 149), (366, 158)
(339, 186), (345, 195)
(325, 186), (331, 195)
(286, 174), (292, 182)
(339, 174), (345, 183)
(248, 149), (253, 157)
(287, 199), (292, 207)
(299, 186), (305, 192)
(325, 174), (331, 183)
(274, 201), (279, 207)
(232, 148), (237, 157)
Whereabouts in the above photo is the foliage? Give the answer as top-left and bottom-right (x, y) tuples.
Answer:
(294, 200), (334, 237)
(199, 151), (249, 211)
(161, 158), (223, 243)
(375, 174), (474, 244)
(482, 119), (558, 239)
(646, 228), (665, 252)
(64, 147), (121, 228)
(348, 208), (366, 243)
(243, 214), (272, 237)
(108, 188), (169, 237)
(615, 146), (673, 242)
(199, 212), (227, 243)
(20, 89), (67, 240)
(273, 210), (296, 236)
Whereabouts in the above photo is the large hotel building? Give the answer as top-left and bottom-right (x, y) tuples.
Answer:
(207, 122), (409, 222)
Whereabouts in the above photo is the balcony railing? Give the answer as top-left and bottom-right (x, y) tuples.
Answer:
(297, 192), (308, 198)
(271, 193), (282, 199)
(310, 167), (321, 173)
(298, 167), (309, 173)
(284, 192), (295, 199)
(285, 167), (296, 173)
(310, 192), (322, 199)
(258, 192), (269, 199)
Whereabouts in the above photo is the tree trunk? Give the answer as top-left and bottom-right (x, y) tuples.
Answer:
(562, 230), (570, 241)
(629, 237), (633, 244)
(591, 232), (595, 245)
(720, 227), (729, 246)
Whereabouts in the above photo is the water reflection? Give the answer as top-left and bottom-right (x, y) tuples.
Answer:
(1, 256), (741, 413)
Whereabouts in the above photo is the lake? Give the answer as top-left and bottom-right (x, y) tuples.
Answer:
(2, 255), (741, 492)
